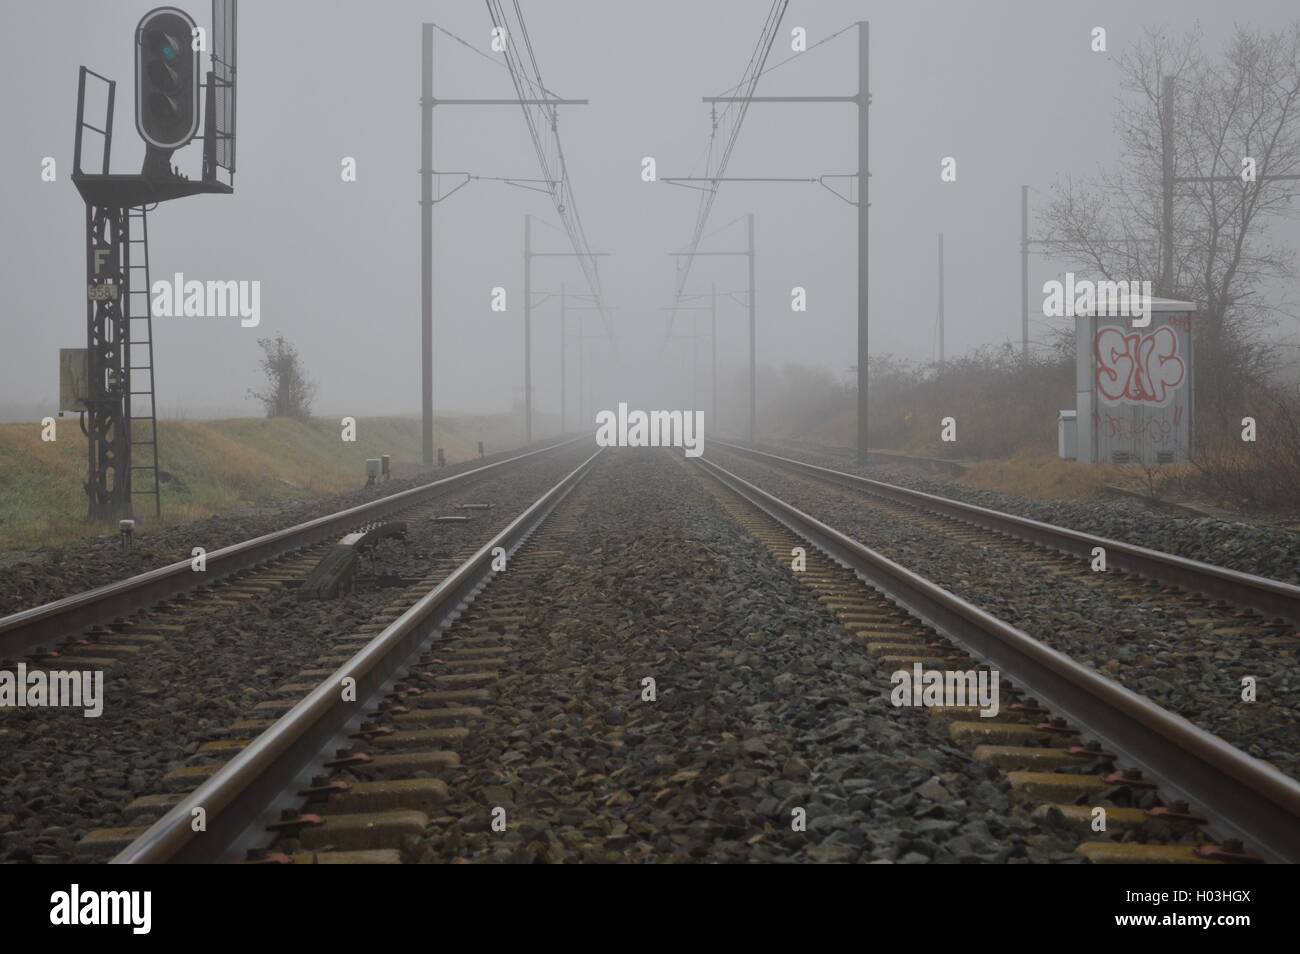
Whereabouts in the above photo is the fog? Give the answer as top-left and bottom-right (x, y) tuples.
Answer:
(2, 0), (1298, 427)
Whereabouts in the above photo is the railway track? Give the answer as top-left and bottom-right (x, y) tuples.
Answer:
(708, 442), (1300, 783)
(60, 449), (1298, 863)
(689, 455), (1300, 864)
(100, 450), (603, 863)
(0, 438), (583, 663)
(0, 440), (599, 862)
(712, 440), (1300, 626)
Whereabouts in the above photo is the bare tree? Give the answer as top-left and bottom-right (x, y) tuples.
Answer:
(1041, 24), (1300, 401)
(247, 335), (317, 420)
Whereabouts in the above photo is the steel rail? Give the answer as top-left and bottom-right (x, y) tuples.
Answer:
(696, 455), (1300, 863)
(114, 448), (603, 863)
(0, 437), (585, 660)
(712, 440), (1300, 626)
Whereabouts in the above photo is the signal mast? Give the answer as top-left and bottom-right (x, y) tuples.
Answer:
(68, 2), (238, 520)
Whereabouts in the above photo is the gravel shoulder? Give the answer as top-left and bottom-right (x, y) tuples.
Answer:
(0, 439), (578, 617)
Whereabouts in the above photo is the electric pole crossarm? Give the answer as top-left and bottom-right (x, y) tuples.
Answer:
(671, 21), (869, 460)
(523, 210), (612, 444)
(662, 176), (859, 206)
(662, 177), (819, 183)
(422, 174), (564, 206)
(702, 95), (858, 103)
(420, 19), (603, 463)
(429, 98), (588, 105)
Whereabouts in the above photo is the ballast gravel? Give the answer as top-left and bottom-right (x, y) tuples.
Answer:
(412, 449), (1082, 864)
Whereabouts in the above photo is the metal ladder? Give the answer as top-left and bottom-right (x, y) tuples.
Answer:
(126, 206), (162, 518)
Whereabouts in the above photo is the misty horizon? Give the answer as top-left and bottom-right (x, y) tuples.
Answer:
(3, 0), (1299, 427)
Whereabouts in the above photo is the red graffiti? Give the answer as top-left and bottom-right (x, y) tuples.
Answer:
(1095, 326), (1185, 405)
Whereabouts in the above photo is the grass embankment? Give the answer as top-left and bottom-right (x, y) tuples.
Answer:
(757, 353), (1219, 504)
(957, 453), (1141, 500)
(0, 414), (525, 550)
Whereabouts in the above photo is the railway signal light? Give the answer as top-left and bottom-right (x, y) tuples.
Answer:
(135, 7), (200, 150)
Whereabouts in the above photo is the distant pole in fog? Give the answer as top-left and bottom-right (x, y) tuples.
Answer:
(560, 282), (566, 434)
(524, 213), (533, 444)
(711, 282), (718, 431)
(418, 23), (590, 455)
(686, 23), (868, 456)
(747, 212), (756, 444)
(1021, 184), (1029, 365)
(938, 232), (945, 365)
(666, 236), (753, 439)
(1160, 75), (1176, 300)
(527, 233), (610, 441)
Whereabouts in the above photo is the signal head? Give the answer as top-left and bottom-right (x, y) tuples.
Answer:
(135, 7), (200, 150)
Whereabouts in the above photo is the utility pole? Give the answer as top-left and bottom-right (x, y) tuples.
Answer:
(746, 212), (757, 442)
(575, 317), (609, 431)
(669, 21), (869, 458)
(1160, 75), (1175, 298)
(421, 24), (434, 466)
(669, 321), (704, 410)
(525, 222), (610, 442)
(560, 282), (566, 433)
(935, 233), (946, 363)
(855, 20), (870, 462)
(691, 314), (702, 410)
(668, 223), (756, 440)
(419, 24), (589, 462)
(551, 300), (614, 432)
(1021, 70), (1300, 355)
(1021, 185), (1029, 364)
(524, 214), (532, 443)
(711, 281), (718, 429)
(1152, 74), (1300, 304)
(661, 290), (723, 428)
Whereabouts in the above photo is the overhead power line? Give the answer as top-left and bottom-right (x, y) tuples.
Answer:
(484, 1), (612, 337)
(666, 1), (790, 339)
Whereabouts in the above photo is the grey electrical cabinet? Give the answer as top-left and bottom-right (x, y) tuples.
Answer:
(1074, 297), (1196, 466)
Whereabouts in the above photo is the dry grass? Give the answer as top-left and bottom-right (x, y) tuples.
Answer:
(0, 414), (525, 551)
(758, 349), (1076, 461)
(756, 353), (1300, 513)
(1190, 385), (1300, 510)
(956, 452), (1116, 500)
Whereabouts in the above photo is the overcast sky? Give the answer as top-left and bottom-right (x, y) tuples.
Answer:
(2, 0), (1298, 423)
